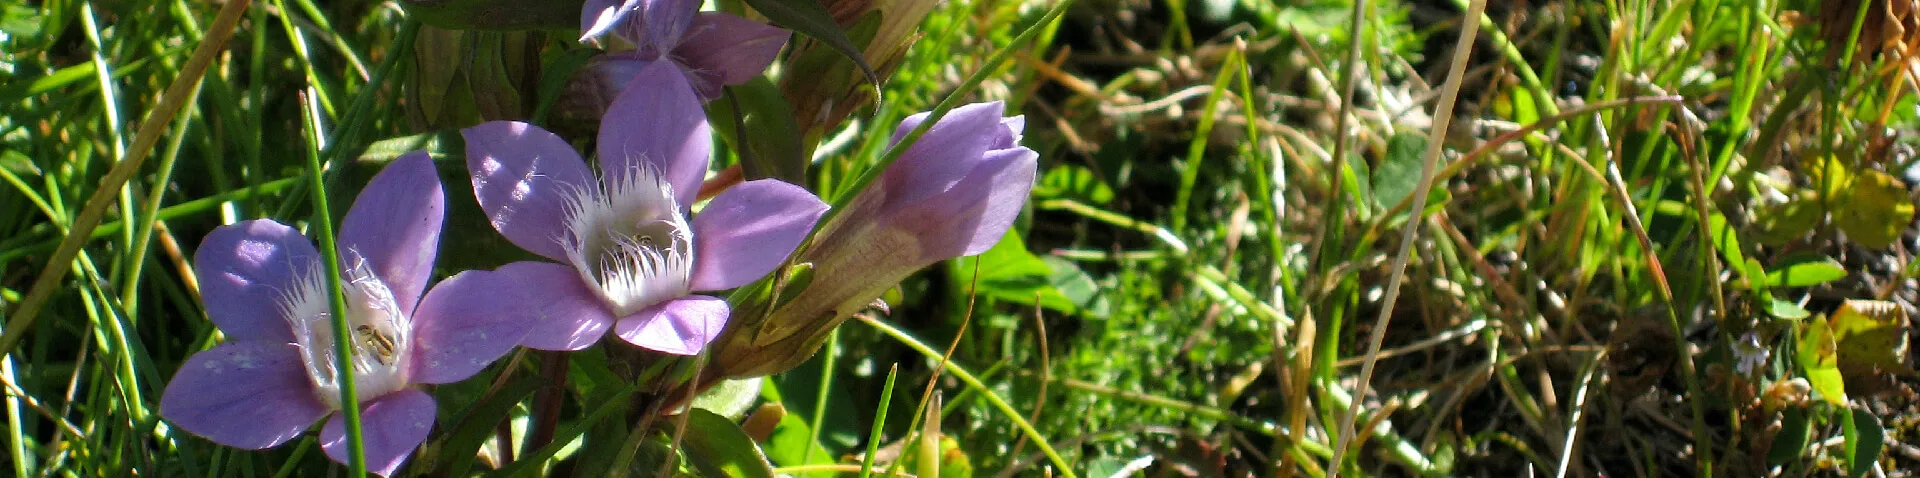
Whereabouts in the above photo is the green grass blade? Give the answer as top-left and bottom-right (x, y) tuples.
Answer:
(298, 89), (366, 477)
(858, 364), (898, 478)
(860, 316), (1074, 477)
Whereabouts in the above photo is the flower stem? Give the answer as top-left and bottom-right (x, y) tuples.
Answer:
(526, 351), (570, 454)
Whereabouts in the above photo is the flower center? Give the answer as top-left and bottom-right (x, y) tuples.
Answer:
(282, 253), (413, 410)
(562, 161), (695, 317)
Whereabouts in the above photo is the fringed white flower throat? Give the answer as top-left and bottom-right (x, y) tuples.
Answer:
(282, 254), (412, 410)
(562, 162), (695, 317)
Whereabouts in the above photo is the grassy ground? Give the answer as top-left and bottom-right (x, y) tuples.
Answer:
(6, 0), (1920, 476)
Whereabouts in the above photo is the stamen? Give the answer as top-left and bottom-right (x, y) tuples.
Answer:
(560, 161), (696, 317)
(280, 252), (414, 410)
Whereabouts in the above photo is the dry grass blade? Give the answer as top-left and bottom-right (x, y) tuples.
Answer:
(1328, 0), (1490, 474)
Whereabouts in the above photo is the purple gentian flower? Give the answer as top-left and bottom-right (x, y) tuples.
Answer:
(579, 0), (787, 99)
(823, 100), (1037, 277)
(713, 101), (1037, 378)
(160, 153), (531, 476)
(463, 61), (827, 354)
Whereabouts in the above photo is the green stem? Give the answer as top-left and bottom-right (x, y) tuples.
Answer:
(299, 90), (366, 477)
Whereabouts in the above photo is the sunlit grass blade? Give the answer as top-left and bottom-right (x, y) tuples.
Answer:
(859, 316), (1073, 477)
(858, 364), (898, 478)
(1330, 0), (1487, 474)
(298, 88), (366, 477)
(0, 0), (252, 372)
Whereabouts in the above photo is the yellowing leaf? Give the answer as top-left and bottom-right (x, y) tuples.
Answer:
(1754, 188), (1822, 245)
(1807, 155), (1855, 201)
(1831, 299), (1914, 396)
(1834, 169), (1916, 249)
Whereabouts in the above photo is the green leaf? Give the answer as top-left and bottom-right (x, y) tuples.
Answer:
(1740, 258), (1769, 293)
(1042, 256), (1111, 318)
(739, 0), (881, 102)
(1767, 253), (1848, 288)
(425, 375), (540, 477)
(1797, 313), (1847, 406)
(359, 132), (462, 165)
(682, 408), (778, 478)
(1342, 153), (1373, 220)
(1845, 407), (1886, 478)
(485, 380), (638, 478)
(957, 231), (1077, 313)
(710, 77), (809, 185)
(1035, 165), (1115, 204)
(0, 3), (42, 45)
(1767, 406), (1811, 465)
(1509, 88), (1541, 125)
(0, 149), (39, 176)
(1370, 132), (1426, 209)
(1768, 298), (1811, 320)
(1705, 211), (1746, 275)
(761, 409), (836, 467)
(691, 379), (765, 420)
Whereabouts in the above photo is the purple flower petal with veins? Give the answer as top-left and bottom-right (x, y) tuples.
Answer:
(162, 152), (534, 476)
(466, 60), (827, 355)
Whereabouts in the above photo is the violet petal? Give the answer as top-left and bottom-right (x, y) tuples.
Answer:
(997, 115), (1026, 148)
(320, 388), (436, 477)
(613, 295), (728, 355)
(192, 219), (318, 343)
(465, 121), (597, 262)
(587, 55), (658, 96)
(408, 270), (534, 384)
(599, 61), (712, 208)
(497, 261), (617, 351)
(889, 147), (1037, 258)
(688, 179), (826, 291)
(643, 0), (702, 51)
(672, 12), (789, 98)
(581, 0), (639, 42)
(159, 342), (330, 450)
(338, 152), (444, 314)
(883, 102), (1009, 206)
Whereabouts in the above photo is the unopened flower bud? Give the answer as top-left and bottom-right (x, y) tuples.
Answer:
(710, 101), (1036, 378)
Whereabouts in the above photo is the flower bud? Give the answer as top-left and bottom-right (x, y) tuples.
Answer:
(780, 0), (938, 148)
(710, 101), (1036, 378)
(405, 27), (543, 128)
